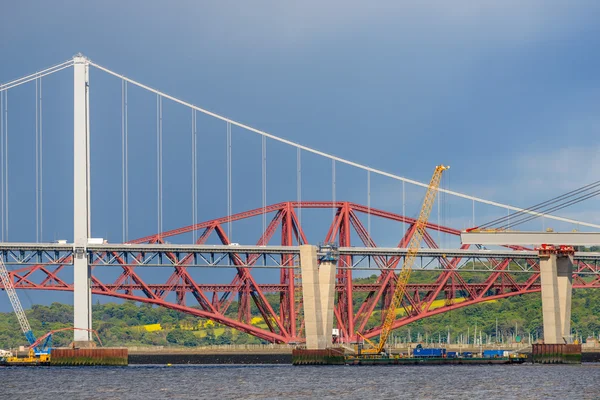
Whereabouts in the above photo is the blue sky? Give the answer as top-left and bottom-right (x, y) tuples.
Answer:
(1, 1), (600, 309)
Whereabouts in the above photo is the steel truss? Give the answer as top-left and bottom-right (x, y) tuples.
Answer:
(2, 201), (600, 343)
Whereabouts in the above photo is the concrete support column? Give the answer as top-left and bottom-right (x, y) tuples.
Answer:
(557, 255), (573, 343)
(73, 55), (92, 343)
(299, 245), (336, 350)
(539, 254), (561, 344)
(319, 261), (336, 349)
(300, 245), (323, 349)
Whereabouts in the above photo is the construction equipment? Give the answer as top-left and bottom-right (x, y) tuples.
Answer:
(0, 252), (53, 365)
(0, 255), (104, 365)
(358, 165), (449, 354)
(0, 256), (52, 358)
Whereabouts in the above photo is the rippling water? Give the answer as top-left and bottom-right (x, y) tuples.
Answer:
(3, 364), (600, 399)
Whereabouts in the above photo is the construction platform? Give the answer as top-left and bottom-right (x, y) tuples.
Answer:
(292, 348), (528, 366)
(344, 355), (527, 366)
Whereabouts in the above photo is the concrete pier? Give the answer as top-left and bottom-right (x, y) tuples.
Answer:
(299, 245), (323, 349)
(539, 251), (574, 344)
(557, 255), (573, 341)
(539, 253), (562, 344)
(319, 260), (336, 349)
(299, 245), (336, 350)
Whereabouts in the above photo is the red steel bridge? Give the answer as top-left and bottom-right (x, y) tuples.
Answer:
(4, 201), (600, 344)
(2, 56), (600, 344)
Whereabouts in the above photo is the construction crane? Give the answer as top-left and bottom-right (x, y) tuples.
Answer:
(0, 256), (51, 359)
(358, 164), (449, 355)
(0, 257), (103, 365)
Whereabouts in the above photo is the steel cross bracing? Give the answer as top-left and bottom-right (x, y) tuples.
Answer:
(2, 201), (600, 344)
(0, 244), (599, 270)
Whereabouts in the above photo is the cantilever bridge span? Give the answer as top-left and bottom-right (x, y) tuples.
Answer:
(3, 201), (600, 343)
(2, 56), (600, 344)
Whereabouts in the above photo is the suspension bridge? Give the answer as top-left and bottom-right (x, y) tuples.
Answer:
(0, 54), (599, 345)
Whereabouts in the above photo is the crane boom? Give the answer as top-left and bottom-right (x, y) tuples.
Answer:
(374, 165), (448, 354)
(0, 257), (37, 347)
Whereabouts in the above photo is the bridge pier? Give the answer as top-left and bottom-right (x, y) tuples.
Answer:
(299, 245), (336, 349)
(557, 255), (573, 342)
(539, 249), (573, 344)
(319, 258), (336, 348)
(73, 55), (93, 344)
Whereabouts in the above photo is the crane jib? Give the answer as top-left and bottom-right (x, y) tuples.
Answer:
(374, 165), (449, 354)
(0, 256), (43, 353)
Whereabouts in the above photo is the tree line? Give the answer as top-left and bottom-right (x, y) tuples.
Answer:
(1, 284), (599, 348)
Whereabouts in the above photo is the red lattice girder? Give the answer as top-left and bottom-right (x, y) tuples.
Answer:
(3, 201), (600, 344)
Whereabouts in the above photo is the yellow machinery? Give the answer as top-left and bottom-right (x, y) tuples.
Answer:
(0, 251), (53, 365)
(3, 349), (50, 365)
(358, 165), (449, 355)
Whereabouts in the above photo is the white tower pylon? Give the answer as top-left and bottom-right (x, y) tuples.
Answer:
(73, 54), (92, 343)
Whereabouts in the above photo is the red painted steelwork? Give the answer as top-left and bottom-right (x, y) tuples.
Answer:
(4, 201), (600, 344)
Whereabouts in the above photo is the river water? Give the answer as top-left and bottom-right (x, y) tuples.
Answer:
(2, 364), (599, 399)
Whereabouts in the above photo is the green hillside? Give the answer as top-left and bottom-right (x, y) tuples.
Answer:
(1, 286), (599, 348)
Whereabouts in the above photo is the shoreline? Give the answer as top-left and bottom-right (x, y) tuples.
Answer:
(129, 352), (292, 364)
(127, 351), (600, 365)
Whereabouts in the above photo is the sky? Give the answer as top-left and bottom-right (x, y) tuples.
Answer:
(1, 1), (600, 309)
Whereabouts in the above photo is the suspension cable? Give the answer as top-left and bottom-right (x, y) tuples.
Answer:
(36, 77), (39, 242)
(296, 147), (301, 227)
(0, 87), (3, 242)
(125, 82), (129, 242)
(478, 180), (600, 229)
(39, 77), (43, 242)
(367, 170), (371, 237)
(261, 135), (266, 236)
(332, 159), (336, 221)
(160, 97), (163, 238)
(88, 60), (600, 229)
(496, 187), (600, 230)
(226, 122), (232, 240)
(35, 76), (44, 242)
(156, 95), (163, 239)
(192, 109), (197, 243)
(0, 60), (73, 92)
(121, 80), (130, 242)
(437, 182), (441, 246)
(121, 80), (125, 242)
(402, 180), (405, 239)
(4, 90), (7, 241)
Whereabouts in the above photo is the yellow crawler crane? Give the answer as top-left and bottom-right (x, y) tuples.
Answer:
(358, 165), (449, 355)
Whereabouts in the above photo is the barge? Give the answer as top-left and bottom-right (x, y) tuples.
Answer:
(292, 346), (528, 366)
(0, 349), (51, 366)
(344, 354), (527, 366)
